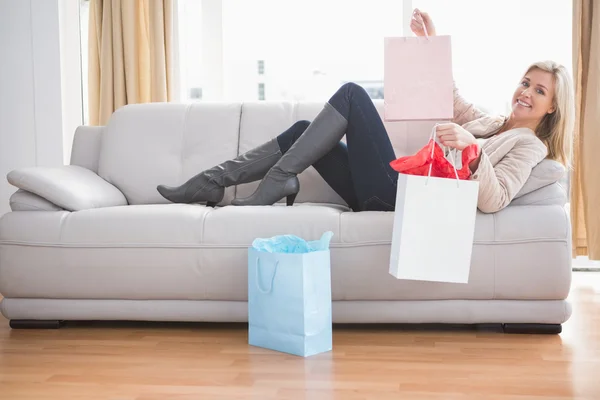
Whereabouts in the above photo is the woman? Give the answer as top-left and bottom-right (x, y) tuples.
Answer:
(158, 9), (575, 214)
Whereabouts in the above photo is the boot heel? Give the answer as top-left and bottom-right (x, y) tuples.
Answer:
(286, 193), (297, 206)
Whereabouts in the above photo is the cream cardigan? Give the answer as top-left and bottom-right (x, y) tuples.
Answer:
(452, 86), (548, 214)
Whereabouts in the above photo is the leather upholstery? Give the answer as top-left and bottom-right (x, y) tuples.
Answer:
(0, 101), (572, 324)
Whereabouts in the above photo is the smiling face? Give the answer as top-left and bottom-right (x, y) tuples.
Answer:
(510, 68), (556, 127)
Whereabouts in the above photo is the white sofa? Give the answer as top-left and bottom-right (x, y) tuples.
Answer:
(0, 100), (572, 333)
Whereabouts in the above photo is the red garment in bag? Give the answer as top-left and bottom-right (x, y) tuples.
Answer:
(390, 140), (479, 180)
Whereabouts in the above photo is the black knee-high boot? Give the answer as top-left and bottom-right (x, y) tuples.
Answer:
(157, 138), (282, 206)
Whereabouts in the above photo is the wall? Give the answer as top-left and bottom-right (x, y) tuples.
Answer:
(0, 0), (66, 216)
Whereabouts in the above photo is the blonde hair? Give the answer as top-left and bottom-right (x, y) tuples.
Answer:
(524, 61), (575, 168)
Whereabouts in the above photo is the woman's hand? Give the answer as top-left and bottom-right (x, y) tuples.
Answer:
(436, 123), (482, 173)
(410, 9), (436, 37)
(436, 123), (477, 151)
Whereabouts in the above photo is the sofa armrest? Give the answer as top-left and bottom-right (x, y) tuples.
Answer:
(515, 159), (565, 198)
(9, 189), (64, 212)
(510, 182), (567, 207)
(7, 165), (128, 211)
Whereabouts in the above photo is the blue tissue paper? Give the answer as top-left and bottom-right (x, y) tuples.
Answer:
(251, 231), (334, 254)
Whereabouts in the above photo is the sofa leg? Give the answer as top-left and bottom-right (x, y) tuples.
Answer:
(9, 319), (64, 329)
(502, 323), (562, 334)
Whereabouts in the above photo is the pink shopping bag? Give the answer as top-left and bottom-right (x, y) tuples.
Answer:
(384, 35), (454, 121)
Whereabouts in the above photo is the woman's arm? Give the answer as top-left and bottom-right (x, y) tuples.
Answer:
(469, 137), (547, 213)
(453, 83), (488, 126)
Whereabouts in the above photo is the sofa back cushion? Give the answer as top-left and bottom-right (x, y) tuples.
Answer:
(97, 103), (241, 205)
(97, 100), (563, 207)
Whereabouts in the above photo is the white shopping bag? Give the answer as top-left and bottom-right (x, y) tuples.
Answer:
(389, 127), (479, 283)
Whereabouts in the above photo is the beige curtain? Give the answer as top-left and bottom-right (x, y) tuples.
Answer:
(88, 0), (174, 126)
(571, 0), (600, 259)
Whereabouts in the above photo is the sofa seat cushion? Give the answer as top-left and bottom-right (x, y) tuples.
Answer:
(0, 203), (347, 248)
(335, 204), (570, 302)
(202, 202), (347, 245)
(0, 204), (212, 246)
(339, 204), (568, 244)
(0, 204), (570, 302)
(0, 203), (345, 300)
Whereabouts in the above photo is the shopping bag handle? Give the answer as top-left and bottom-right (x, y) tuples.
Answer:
(426, 124), (460, 187)
(255, 259), (279, 294)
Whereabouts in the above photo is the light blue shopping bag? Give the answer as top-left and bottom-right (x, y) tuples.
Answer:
(247, 233), (333, 357)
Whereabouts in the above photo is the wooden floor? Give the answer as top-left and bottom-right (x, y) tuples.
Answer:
(1, 273), (599, 400)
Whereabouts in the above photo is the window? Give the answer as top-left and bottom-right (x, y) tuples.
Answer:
(81, 0), (573, 110)
(258, 60), (265, 75)
(412, 0), (573, 116)
(411, 0), (574, 201)
(413, 0), (573, 193)
(176, 0), (406, 102)
(175, 0), (572, 108)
